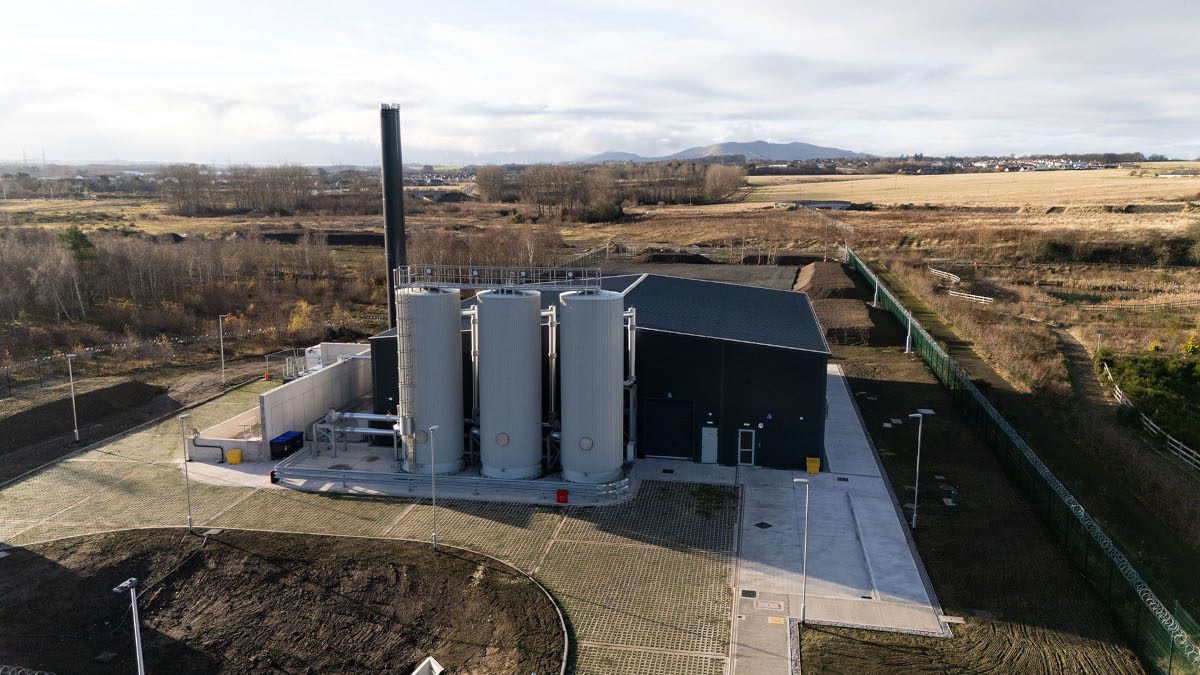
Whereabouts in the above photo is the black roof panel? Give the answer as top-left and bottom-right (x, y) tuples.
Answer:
(456, 273), (828, 355)
(624, 274), (829, 354)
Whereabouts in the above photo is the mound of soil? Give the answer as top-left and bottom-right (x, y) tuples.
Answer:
(811, 299), (875, 345)
(0, 380), (165, 452)
(0, 529), (564, 674)
(633, 251), (714, 264)
(794, 261), (858, 299)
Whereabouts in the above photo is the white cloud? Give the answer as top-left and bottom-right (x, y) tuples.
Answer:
(1, 0), (1197, 163)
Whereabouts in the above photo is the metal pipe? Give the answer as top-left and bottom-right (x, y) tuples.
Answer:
(380, 104), (407, 329)
(465, 306), (480, 419)
(622, 308), (636, 387)
(332, 411), (398, 422)
(541, 306), (558, 421)
(622, 308), (638, 458)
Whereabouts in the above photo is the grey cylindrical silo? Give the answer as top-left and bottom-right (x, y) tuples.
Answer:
(396, 287), (464, 474)
(559, 289), (624, 483)
(478, 290), (543, 479)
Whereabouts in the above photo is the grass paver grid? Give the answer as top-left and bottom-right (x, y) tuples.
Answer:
(53, 463), (241, 527)
(0, 460), (133, 523)
(539, 540), (733, 655)
(385, 499), (563, 573)
(574, 645), (726, 675)
(558, 481), (738, 553)
(204, 488), (405, 537)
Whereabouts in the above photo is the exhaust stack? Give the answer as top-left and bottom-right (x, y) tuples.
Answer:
(380, 104), (407, 328)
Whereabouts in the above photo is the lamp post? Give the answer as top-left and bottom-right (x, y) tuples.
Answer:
(66, 353), (79, 442)
(793, 477), (810, 625)
(112, 577), (146, 675)
(218, 314), (229, 386)
(178, 413), (194, 531)
(429, 425), (439, 548)
(908, 409), (934, 529)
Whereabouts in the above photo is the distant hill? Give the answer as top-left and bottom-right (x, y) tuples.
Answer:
(581, 140), (870, 163)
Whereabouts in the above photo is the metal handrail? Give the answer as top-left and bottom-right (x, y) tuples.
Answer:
(396, 264), (601, 291)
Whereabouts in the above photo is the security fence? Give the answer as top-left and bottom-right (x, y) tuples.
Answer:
(845, 246), (1200, 674)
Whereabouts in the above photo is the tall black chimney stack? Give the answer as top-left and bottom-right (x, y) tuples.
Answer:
(380, 104), (407, 329)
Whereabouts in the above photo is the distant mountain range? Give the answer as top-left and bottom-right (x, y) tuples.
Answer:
(582, 140), (871, 163)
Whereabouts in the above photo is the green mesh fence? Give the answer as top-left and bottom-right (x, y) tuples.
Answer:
(845, 247), (1200, 674)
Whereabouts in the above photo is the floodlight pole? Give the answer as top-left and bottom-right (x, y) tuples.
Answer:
(218, 314), (229, 386)
(112, 577), (146, 675)
(908, 411), (933, 529)
(794, 477), (810, 625)
(179, 413), (194, 531)
(66, 353), (79, 442)
(429, 425), (439, 548)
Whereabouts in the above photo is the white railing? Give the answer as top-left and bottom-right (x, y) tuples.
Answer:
(947, 289), (995, 304)
(928, 266), (962, 283)
(1101, 363), (1200, 472)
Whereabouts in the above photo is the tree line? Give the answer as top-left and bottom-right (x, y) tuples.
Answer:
(474, 161), (745, 219)
(158, 164), (383, 216)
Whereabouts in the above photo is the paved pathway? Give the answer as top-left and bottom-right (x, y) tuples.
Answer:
(729, 365), (946, 674)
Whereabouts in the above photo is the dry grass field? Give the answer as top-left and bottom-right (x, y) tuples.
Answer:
(747, 166), (1200, 206)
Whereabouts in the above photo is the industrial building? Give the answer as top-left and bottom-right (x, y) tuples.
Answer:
(369, 273), (830, 472)
(189, 105), (830, 501)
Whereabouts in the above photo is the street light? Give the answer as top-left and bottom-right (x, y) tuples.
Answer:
(793, 477), (810, 625)
(112, 577), (146, 675)
(178, 413), (194, 531)
(908, 409), (935, 529)
(428, 425), (440, 548)
(218, 314), (229, 386)
(66, 353), (79, 442)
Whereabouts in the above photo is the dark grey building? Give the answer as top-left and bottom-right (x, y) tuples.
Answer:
(370, 273), (829, 471)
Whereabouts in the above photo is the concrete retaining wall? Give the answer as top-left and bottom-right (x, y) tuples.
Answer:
(259, 346), (371, 447)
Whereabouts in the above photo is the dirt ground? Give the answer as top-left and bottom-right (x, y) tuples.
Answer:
(0, 359), (266, 484)
(795, 275), (1145, 672)
(0, 528), (564, 674)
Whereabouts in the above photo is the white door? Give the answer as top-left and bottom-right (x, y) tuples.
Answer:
(701, 426), (718, 464)
(737, 428), (755, 465)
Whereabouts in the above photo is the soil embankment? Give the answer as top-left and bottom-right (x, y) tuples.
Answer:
(0, 529), (565, 674)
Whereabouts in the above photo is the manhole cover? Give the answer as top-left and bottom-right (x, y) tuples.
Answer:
(740, 589), (757, 598)
(754, 600), (784, 611)
(754, 521), (772, 529)
(662, 468), (675, 474)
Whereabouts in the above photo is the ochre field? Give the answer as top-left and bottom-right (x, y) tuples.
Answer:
(747, 165), (1200, 206)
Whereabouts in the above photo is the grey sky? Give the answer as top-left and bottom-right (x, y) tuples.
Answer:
(3, 0), (1198, 164)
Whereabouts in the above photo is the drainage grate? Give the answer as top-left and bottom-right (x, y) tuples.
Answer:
(662, 469), (675, 474)
(754, 521), (772, 530)
(837, 477), (849, 483)
(740, 589), (757, 598)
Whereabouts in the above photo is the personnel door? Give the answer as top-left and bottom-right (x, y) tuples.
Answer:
(737, 428), (755, 465)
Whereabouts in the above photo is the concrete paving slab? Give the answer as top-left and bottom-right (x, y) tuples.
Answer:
(731, 365), (947, 674)
(824, 365), (883, 477)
